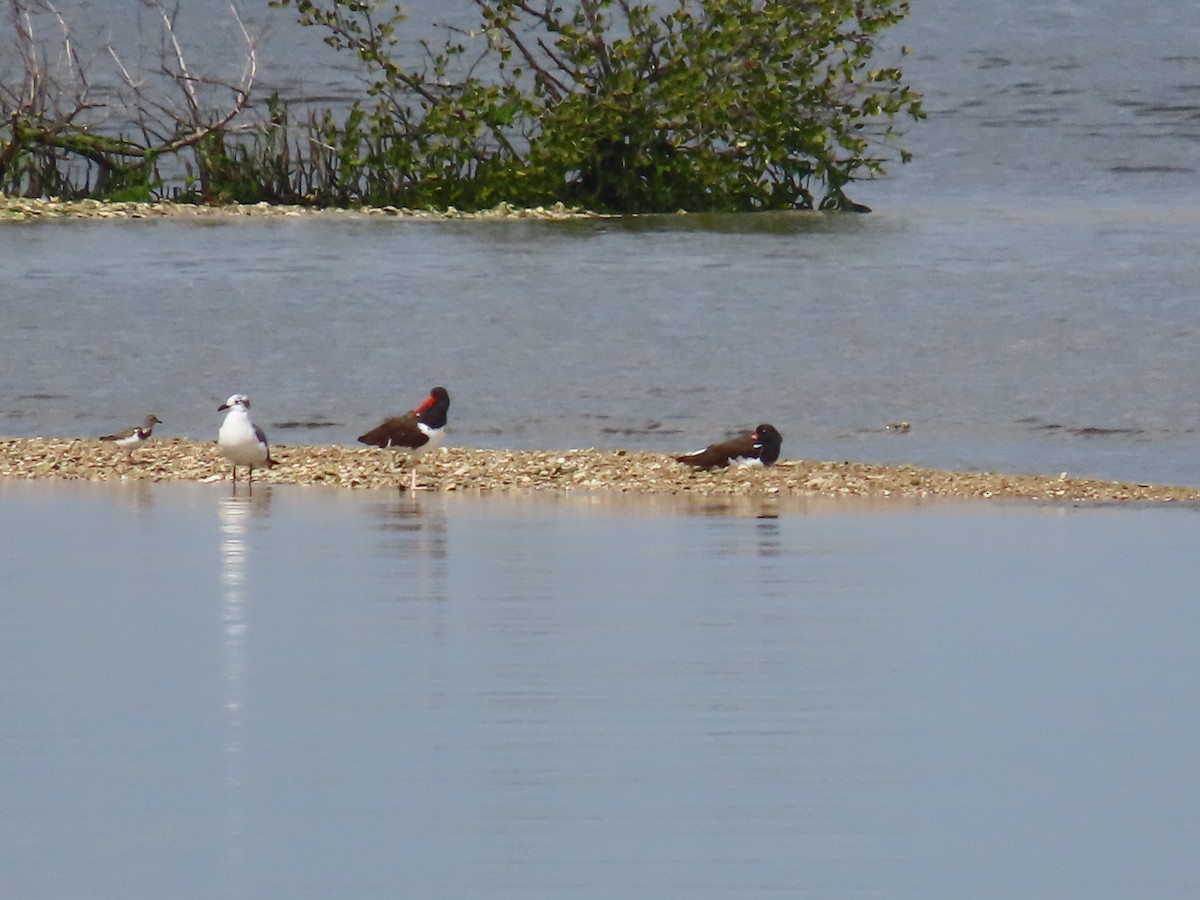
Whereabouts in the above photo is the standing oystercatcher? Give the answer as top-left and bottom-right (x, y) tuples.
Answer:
(101, 414), (162, 459)
(675, 423), (783, 469)
(217, 394), (277, 491)
(357, 386), (450, 490)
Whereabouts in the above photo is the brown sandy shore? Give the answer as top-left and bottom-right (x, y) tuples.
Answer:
(3, 437), (1198, 502)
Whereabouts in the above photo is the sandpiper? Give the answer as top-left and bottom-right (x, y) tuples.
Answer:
(100, 414), (162, 459)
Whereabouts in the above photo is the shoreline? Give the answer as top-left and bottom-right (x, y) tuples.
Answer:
(0, 195), (601, 223)
(3, 437), (1197, 502)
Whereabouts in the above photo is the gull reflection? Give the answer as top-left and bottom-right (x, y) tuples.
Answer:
(218, 490), (270, 898)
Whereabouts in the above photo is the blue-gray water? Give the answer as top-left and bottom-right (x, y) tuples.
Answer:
(4, 2), (1200, 898)
(6, 204), (1200, 486)
(3, 481), (1200, 900)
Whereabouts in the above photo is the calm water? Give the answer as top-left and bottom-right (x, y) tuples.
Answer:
(3, 481), (1200, 900)
(4, 3), (1200, 898)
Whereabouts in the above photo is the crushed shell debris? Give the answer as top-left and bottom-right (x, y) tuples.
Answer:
(0, 195), (597, 222)
(2, 437), (1197, 503)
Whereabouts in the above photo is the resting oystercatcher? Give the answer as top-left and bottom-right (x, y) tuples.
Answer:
(217, 394), (277, 490)
(675, 423), (783, 469)
(101, 414), (162, 459)
(357, 386), (450, 490)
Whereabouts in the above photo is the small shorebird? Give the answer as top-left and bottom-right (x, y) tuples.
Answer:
(217, 394), (276, 490)
(675, 423), (783, 469)
(100, 414), (162, 459)
(357, 386), (450, 490)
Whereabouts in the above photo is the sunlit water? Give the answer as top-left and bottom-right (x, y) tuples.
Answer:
(3, 481), (1199, 900)
(4, 3), (1200, 898)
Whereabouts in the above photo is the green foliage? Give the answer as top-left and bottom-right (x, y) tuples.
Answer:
(0, 117), (161, 200)
(268, 0), (923, 212)
(2, 0), (922, 212)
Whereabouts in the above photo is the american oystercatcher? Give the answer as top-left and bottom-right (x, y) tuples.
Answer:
(217, 394), (277, 490)
(357, 386), (451, 490)
(674, 423), (783, 469)
(101, 414), (162, 458)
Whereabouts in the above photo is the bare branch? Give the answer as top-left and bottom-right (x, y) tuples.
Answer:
(146, 0), (200, 118)
(532, 37), (579, 96)
(106, 45), (141, 92)
(40, 0), (88, 93)
(467, 1), (572, 100)
(8, 0), (42, 109)
(100, 0), (258, 152)
(231, 3), (258, 98)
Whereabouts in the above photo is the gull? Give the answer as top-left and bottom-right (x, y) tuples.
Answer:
(217, 394), (277, 490)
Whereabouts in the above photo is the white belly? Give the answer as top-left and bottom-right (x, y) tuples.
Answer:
(219, 424), (268, 467)
(730, 456), (764, 468)
(413, 423), (445, 456)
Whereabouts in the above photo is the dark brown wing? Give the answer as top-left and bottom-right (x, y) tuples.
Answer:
(358, 412), (429, 449)
(674, 432), (757, 469)
(100, 426), (137, 442)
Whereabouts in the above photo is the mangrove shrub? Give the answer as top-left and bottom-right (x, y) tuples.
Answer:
(1, 0), (923, 211)
(269, 0), (924, 211)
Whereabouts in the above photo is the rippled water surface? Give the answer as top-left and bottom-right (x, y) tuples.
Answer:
(5, 204), (1200, 486)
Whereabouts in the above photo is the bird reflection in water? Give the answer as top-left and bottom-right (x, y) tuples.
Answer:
(690, 497), (790, 599)
(217, 490), (271, 895)
(370, 494), (449, 607)
(693, 496), (784, 555)
(373, 494), (448, 560)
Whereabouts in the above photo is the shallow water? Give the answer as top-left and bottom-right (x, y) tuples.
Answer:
(2, 480), (1199, 900)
